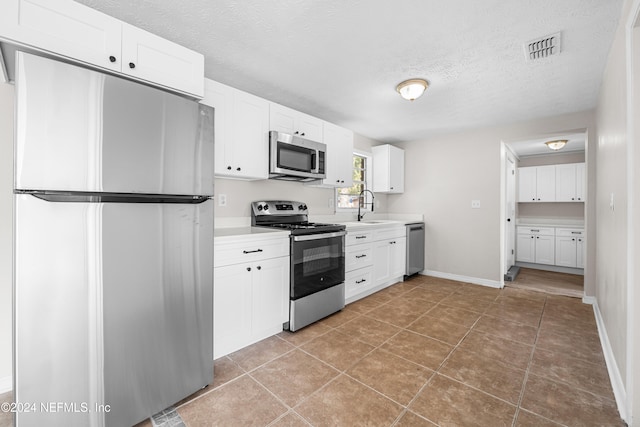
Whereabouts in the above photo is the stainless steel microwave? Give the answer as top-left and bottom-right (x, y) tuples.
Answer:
(269, 131), (326, 181)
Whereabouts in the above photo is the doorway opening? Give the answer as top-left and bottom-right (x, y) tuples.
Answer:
(500, 131), (588, 298)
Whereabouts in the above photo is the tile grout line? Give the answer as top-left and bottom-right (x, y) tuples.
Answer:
(511, 294), (548, 427)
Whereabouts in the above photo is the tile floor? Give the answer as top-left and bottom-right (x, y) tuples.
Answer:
(1, 274), (625, 427)
(171, 275), (622, 426)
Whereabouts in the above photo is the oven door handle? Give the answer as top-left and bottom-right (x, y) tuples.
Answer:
(292, 231), (347, 241)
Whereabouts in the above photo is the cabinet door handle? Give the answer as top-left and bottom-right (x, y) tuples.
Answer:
(257, 266), (261, 270)
(355, 236), (367, 239)
(109, 55), (116, 63)
(227, 166), (232, 170)
(243, 249), (263, 254)
(356, 279), (367, 284)
(355, 254), (367, 259)
(246, 267), (251, 272)
(236, 167), (241, 171)
(129, 62), (136, 69)
(572, 238), (575, 241)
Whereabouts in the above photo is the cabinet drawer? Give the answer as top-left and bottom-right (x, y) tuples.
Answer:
(373, 226), (406, 241)
(345, 267), (373, 301)
(215, 237), (289, 267)
(346, 244), (373, 271)
(517, 226), (555, 236)
(556, 228), (584, 237)
(346, 231), (373, 246)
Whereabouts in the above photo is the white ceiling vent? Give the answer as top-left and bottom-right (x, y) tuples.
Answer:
(524, 32), (561, 61)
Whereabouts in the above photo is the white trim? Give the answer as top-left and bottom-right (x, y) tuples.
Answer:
(0, 376), (11, 394)
(582, 295), (596, 305)
(593, 299), (628, 421)
(422, 270), (502, 288)
(335, 150), (373, 213)
(626, 1), (640, 423)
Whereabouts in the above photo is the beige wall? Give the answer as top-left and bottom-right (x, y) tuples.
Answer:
(595, 0), (627, 400)
(595, 0), (632, 406)
(215, 133), (387, 219)
(0, 83), (14, 386)
(387, 110), (596, 285)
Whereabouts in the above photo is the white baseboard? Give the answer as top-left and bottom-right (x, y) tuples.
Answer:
(0, 375), (11, 394)
(592, 299), (628, 422)
(582, 295), (596, 305)
(422, 270), (502, 288)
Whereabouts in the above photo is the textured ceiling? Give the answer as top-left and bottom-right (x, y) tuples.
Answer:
(77, 0), (622, 143)
(508, 132), (586, 157)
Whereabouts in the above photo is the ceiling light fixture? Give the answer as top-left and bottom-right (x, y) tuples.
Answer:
(545, 139), (568, 151)
(396, 78), (429, 101)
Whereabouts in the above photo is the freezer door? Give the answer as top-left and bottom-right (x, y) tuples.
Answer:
(15, 195), (213, 427)
(14, 52), (214, 196)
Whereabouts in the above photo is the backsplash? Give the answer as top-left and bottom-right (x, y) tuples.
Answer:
(214, 177), (388, 219)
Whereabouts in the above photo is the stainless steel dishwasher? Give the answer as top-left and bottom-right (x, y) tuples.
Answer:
(405, 222), (425, 278)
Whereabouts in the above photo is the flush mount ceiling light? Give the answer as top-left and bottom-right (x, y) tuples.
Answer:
(545, 139), (568, 151)
(396, 78), (429, 101)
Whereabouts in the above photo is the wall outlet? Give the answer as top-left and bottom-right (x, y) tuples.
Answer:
(218, 194), (227, 207)
(471, 200), (481, 209)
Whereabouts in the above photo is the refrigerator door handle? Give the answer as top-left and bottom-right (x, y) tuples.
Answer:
(16, 190), (211, 204)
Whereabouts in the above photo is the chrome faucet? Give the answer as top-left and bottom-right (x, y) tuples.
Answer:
(357, 189), (375, 221)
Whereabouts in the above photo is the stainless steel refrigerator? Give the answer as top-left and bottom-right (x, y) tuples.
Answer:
(13, 52), (214, 426)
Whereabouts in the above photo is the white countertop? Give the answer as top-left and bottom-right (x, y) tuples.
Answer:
(516, 217), (584, 228)
(214, 227), (289, 239)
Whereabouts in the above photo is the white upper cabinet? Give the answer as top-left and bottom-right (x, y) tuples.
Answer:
(519, 163), (585, 203)
(0, 0), (204, 97)
(556, 163), (586, 202)
(120, 24), (204, 97)
(576, 163), (586, 201)
(372, 144), (404, 193)
(201, 79), (269, 180)
(518, 165), (556, 202)
(269, 103), (323, 142)
(308, 122), (353, 188)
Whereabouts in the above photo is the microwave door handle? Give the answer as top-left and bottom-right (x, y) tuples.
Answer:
(312, 149), (320, 173)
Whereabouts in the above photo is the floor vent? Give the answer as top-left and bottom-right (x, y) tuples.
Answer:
(524, 32), (561, 60)
(151, 407), (186, 427)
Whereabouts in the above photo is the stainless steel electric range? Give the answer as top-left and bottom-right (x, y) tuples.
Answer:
(251, 201), (346, 331)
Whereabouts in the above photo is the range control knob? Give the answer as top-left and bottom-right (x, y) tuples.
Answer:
(257, 205), (263, 211)
(298, 204), (304, 210)
(263, 204), (269, 211)
(301, 204), (307, 210)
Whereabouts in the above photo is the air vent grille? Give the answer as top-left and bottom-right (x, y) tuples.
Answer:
(525, 32), (561, 60)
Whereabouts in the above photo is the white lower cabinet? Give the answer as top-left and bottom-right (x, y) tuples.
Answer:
(516, 227), (555, 266)
(517, 226), (585, 269)
(214, 233), (289, 359)
(345, 224), (406, 303)
(345, 267), (373, 301)
(555, 228), (586, 268)
(373, 237), (406, 286)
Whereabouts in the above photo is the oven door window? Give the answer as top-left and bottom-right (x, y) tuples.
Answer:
(291, 235), (345, 300)
(278, 142), (315, 173)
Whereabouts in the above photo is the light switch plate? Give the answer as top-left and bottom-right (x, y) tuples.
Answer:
(471, 200), (481, 209)
(218, 194), (227, 207)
